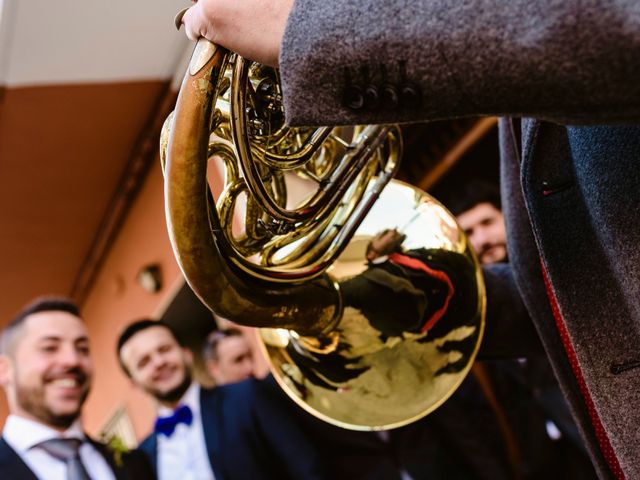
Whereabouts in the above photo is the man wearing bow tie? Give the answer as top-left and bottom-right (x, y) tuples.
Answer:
(117, 319), (323, 480)
(0, 297), (153, 480)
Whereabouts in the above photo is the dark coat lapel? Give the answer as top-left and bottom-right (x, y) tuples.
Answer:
(137, 388), (225, 479)
(200, 387), (225, 479)
(87, 437), (123, 480)
(0, 437), (39, 480)
(138, 433), (158, 477)
(90, 436), (155, 480)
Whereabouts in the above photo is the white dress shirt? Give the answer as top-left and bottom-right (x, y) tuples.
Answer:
(2, 414), (116, 480)
(157, 383), (216, 480)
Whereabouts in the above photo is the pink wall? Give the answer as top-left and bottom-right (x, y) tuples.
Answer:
(81, 160), (183, 439)
(0, 152), (277, 440)
(0, 158), (182, 437)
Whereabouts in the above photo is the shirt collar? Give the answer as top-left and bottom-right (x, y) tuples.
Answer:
(3, 414), (86, 454)
(157, 382), (200, 417)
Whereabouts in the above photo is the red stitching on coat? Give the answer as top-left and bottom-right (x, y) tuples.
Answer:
(388, 253), (454, 333)
(541, 260), (625, 479)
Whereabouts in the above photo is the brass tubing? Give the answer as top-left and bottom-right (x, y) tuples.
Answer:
(237, 123), (392, 223)
(231, 56), (391, 223)
(165, 38), (340, 335)
(225, 127), (400, 281)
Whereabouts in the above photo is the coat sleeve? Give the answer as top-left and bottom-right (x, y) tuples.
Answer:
(279, 0), (640, 126)
(252, 376), (325, 480)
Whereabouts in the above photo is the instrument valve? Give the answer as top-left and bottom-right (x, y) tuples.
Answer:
(246, 107), (268, 135)
(258, 218), (297, 236)
(257, 78), (282, 104)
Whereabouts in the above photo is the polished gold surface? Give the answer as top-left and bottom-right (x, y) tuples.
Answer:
(163, 38), (400, 335)
(163, 37), (485, 430)
(260, 181), (485, 430)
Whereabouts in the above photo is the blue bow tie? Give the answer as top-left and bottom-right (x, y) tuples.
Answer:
(154, 404), (193, 437)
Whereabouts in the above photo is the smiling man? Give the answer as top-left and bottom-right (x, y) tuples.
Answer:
(451, 181), (508, 265)
(117, 319), (322, 480)
(0, 297), (152, 480)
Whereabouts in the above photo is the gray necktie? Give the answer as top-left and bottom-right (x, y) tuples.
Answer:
(35, 438), (91, 480)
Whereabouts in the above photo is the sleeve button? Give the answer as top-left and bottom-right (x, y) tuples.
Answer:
(381, 84), (399, 109)
(364, 85), (380, 110)
(400, 84), (422, 108)
(342, 84), (365, 110)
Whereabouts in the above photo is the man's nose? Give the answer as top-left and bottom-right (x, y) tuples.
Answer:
(474, 227), (492, 247)
(150, 354), (162, 367)
(151, 352), (171, 370)
(242, 358), (254, 372)
(57, 344), (83, 366)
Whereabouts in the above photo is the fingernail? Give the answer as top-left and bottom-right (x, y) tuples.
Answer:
(174, 7), (189, 30)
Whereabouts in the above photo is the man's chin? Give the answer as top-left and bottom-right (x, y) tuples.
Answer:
(49, 413), (80, 429)
(36, 405), (82, 429)
(481, 247), (507, 264)
(153, 375), (192, 404)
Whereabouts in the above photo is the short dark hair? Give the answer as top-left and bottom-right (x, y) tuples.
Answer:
(203, 328), (244, 362)
(1, 297), (81, 355)
(447, 180), (501, 217)
(116, 319), (183, 376)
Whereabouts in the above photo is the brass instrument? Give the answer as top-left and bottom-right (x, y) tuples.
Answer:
(162, 37), (485, 430)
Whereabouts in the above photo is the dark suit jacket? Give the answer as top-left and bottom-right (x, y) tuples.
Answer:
(0, 436), (153, 480)
(138, 378), (323, 480)
(279, 1), (640, 477)
(290, 379), (515, 480)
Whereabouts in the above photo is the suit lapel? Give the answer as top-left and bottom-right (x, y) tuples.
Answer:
(200, 387), (225, 479)
(86, 437), (124, 480)
(0, 437), (39, 480)
(145, 434), (159, 477)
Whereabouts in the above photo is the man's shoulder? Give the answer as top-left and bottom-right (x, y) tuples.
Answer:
(0, 436), (37, 478)
(0, 436), (14, 454)
(200, 378), (270, 412)
(202, 378), (259, 398)
(0, 436), (22, 463)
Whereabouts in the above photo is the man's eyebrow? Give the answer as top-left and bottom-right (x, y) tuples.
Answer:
(36, 335), (90, 343)
(36, 336), (63, 342)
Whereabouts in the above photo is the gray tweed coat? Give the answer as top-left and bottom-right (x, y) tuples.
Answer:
(279, 1), (640, 479)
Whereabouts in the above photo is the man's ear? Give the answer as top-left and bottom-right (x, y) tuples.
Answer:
(183, 347), (194, 365)
(205, 359), (221, 382)
(0, 354), (14, 387)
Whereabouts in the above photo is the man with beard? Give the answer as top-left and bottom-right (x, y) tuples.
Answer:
(0, 297), (153, 480)
(452, 182), (508, 265)
(116, 319), (322, 480)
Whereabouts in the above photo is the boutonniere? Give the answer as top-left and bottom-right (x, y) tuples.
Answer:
(106, 435), (129, 468)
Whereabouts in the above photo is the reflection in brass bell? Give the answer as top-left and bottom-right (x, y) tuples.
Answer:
(260, 181), (485, 430)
